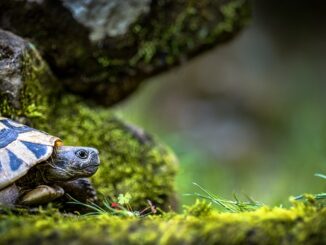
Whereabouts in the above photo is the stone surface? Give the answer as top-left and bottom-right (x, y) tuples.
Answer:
(63, 0), (151, 40)
(0, 30), (58, 122)
(0, 0), (250, 105)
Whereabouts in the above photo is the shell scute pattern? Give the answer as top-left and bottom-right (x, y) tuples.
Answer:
(0, 117), (60, 189)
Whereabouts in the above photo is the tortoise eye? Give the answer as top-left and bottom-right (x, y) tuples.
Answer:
(75, 150), (89, 159)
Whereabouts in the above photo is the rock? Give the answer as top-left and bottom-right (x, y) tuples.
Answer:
(0, 0), (251, 105)
(0, 30), (58, 122)
(62, 0), (151, 40)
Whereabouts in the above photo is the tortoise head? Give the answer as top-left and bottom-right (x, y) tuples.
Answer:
(40, 146), (100, 182)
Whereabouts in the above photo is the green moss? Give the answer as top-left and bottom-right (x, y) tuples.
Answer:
(0, 42), (59, 123)
(183, 199), (213, 217)
(0, 202), (325, 244)
(39, 95), (178, 210)
(128, 0), (250, 67)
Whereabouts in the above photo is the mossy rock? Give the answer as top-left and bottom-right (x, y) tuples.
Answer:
(42, 96), (178, 210)
(1, 202), (326, 244)
(0, 30), (178, 210)
(0, 30), (58, 123)
(0, 0), (251, 105)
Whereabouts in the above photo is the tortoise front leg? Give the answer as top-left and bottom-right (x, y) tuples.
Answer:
(20, 185), (64, 206)
(58, 178), (98, 203)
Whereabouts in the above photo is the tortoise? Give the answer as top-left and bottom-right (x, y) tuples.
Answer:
(0, 117), (100, 206)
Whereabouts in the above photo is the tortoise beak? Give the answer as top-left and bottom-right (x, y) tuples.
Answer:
(90, 150), (100, 166)
(83, 150), (100, 175)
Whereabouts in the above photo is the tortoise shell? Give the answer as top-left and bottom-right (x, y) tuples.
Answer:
(0, 118), (60, 189)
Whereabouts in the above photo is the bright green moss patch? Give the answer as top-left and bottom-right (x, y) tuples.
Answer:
(39, 96), (178, 210)
(1, 202), (325, 244)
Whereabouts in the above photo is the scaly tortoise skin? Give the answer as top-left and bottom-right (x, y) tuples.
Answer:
(0, 117), (100, 206)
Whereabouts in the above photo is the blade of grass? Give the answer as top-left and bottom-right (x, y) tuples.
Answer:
(315, 173), (326, 180)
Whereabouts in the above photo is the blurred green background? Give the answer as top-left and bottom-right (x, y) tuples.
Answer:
(114, 1), (326, 207)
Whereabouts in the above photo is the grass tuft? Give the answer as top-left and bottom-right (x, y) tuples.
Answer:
(184, 182), (263, 212)
(67, 194), (158, 217)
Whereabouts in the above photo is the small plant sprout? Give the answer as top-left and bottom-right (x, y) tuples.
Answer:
(184, 182), (263, 212)
(118, 193), (133, 212)
(68, 193), (157, 217)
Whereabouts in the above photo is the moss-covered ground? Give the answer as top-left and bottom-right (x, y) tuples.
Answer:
(1, 201), (325, 245)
